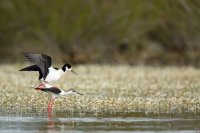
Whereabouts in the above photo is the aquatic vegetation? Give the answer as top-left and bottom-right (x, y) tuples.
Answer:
(0, 64), (200, 115)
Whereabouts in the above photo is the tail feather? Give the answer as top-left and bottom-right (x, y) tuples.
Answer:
(19, 65), (40, 71)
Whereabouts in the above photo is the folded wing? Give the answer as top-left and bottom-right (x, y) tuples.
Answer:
(40, 87), (61, 94)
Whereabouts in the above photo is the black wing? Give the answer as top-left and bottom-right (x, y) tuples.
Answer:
(19, 65), (40, 71)
(23, 53), (52, 80)
(19, 65), (43, 80)
(40, 87), (61, 94)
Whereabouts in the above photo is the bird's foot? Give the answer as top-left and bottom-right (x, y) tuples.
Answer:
(36, 83), (45, 90)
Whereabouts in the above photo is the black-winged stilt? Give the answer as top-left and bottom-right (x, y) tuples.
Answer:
(34, 83), (83, 116)
(19, 53), (79, 88)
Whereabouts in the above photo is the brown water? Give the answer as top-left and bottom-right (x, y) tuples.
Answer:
(0, 113), (200, 133)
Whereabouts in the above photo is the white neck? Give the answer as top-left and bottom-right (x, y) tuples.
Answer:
(60, 90), (73, 96)
(58, 69), (65, 75)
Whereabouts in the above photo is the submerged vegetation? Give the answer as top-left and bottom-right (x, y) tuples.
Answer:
(0, 64), (200, 116)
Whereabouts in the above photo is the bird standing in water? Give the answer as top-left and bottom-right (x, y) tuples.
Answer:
(34, 83), (83, 117)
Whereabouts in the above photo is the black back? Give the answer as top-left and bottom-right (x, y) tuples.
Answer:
(40, 87), (61, 94)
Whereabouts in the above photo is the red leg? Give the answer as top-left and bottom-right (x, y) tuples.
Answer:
(48, 101), (52, 118)
(36, 83), (46, 90)
(48, 100), (52, 112)
(47, 99), (54, 118)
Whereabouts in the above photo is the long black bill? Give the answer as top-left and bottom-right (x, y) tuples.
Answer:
(76, 92), (83, 95)
(71, 70), (79, 76)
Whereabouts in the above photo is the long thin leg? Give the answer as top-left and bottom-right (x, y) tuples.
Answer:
(36, 83), (46, 90)
(47, 98), (54, 118)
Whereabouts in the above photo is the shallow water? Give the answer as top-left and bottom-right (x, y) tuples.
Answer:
(0, 113), (200, 133)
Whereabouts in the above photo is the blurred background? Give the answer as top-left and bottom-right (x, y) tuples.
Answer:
(0, 0), (200, 65)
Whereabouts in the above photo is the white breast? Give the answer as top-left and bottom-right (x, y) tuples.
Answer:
(45, 67), (64, 83)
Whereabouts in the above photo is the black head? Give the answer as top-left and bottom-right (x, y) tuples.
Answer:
(62, 64), (71, 72)
(69, 88), (77, 92)
(68, 88), (83, 95)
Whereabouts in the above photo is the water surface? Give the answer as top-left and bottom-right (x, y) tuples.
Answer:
(0, 113), (199, 133)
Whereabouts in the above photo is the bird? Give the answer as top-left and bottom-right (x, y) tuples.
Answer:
(34, 83), (83, 115)
(36, 83), (83, 99)
(19, 53), (79, 88)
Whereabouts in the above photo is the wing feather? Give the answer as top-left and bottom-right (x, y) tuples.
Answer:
(40, 87), (61, 94)
(23, 53), (52, 80)
(19, 65), (40, 71)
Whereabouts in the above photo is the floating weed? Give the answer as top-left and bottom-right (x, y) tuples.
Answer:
(0, 64), (200, 115)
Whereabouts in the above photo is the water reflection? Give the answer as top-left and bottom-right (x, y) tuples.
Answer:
(0, 114), (200, 132)
(47, 117), (55, 132)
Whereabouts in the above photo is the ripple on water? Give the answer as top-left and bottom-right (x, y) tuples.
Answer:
(0, 115), (200, 133)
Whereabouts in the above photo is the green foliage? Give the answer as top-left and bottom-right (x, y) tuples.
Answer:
(0, 0), (200, 64)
